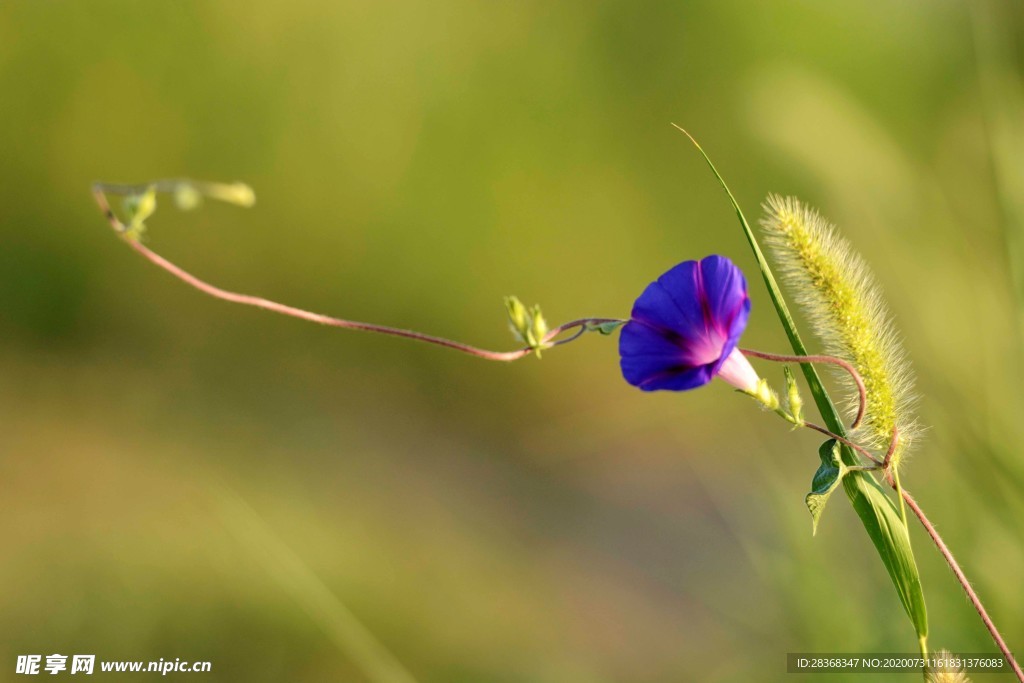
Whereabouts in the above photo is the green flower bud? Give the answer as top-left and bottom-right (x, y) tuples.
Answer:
(123, 185), (158, 238)
(527, 304), (548, 357)
(745, 377), (779, 411)
(504, 296), (549, 357)
(784, 366), (804, 425)
(204, 181), (255, 208)
(174, 183), (203, 211)
(504, 296), (530, 344)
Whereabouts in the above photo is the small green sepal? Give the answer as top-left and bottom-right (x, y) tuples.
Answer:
(743, 378), (779, 411)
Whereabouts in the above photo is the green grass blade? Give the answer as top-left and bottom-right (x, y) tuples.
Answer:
(215, 486), (420, 683)
(673, 125), (928, 639)
(847, 470), (928, 638)
(669, 125), (838, 427)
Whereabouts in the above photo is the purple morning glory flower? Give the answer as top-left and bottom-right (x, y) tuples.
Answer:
(619, 255), (760, 393)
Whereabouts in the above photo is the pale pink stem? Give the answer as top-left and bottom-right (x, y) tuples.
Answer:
(800, 422), (883, 466)
(740, 347), (867, 429)
(93, 185), (621, 362)
(96, 183), (1023, 677)
(882, 426), (899, 469)
(890, 477), (1024, 682)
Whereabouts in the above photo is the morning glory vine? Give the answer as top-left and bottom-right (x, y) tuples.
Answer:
(92, 132), (1023, 682)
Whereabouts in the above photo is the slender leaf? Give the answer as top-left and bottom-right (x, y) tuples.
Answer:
(845, 467), (928, 637)
(676, 126), (928, 639)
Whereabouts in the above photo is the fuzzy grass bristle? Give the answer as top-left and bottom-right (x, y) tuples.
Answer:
(759, 195), (918, 469)
(926, 650), (972, 683)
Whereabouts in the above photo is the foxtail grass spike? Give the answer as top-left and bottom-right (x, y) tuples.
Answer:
(759, 195), (918, 470)
(926, 650), (972, 683)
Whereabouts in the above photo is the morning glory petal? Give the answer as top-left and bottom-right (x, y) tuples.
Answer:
(619, 326), (715, 391)
(619, 255), (754, 393)
(699, 255), (750, 335)
(629, 262), (705, 342)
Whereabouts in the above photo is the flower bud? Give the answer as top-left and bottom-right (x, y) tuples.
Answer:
(174, 183), (203, 211)
(504, 296), (530, 344)
(785, 366), (804, 425)
(204, 181), (256, 208)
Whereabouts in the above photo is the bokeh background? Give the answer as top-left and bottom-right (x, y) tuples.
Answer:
(2, 1), (1023, 681)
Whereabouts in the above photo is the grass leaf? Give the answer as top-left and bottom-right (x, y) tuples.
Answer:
(674, 125), (928, 639)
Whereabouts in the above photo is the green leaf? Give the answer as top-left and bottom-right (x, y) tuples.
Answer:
(585, 320), (625, 335)
(678, 126), (928, 640)
(806, 440), (849, 535)
(844, 467), (928, 638)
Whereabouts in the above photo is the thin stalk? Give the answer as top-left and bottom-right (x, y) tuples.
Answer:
(92, 184), (622, 361)
(877, 426), (910, 529)
(892, 468), (909, 533)
(881, 427), (900, 470)
(800, 422), (882, 466)
(740, 347), (867, 429)
(894, 481), (1024, 682)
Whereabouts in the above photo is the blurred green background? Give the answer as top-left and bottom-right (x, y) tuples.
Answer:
(1, 1), (1023, 681)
